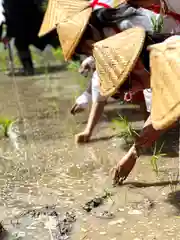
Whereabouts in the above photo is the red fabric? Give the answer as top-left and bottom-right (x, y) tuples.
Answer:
(90, 0), (111, 9)
(124, 91), (145, 104)
(90, 0), (120, 33)
(132, 91), (145, 103)
(113, 27), (120, 33)
(124, 92), (133, 102)
(147, 4), (180, 22)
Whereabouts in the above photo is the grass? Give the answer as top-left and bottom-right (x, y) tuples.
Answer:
(150, 142), (166, 176)
(0, 118), (13, 137)
(67, 61), (81, 72)
(151, 15), (164, 33)
(112, 115), (139, 144)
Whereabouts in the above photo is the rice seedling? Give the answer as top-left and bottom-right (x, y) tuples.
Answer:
(150, 141), (166, 176)
(51, 47), (64, 61)
(67, 60), (81, 72)
(0, 118), (13, 137)
(112, 115), (139, 144)
(151, 15), (164, 33)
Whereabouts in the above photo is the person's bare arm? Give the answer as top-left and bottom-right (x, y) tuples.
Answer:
(75, 100), (106, 143)
(75, 69), (107, 143)
(112, 115), (173, 185)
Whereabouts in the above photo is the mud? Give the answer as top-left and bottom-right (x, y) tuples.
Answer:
(0, 64), (179, 240)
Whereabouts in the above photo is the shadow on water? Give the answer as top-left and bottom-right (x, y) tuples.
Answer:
(80, 134), (118, 145)
(122, 180), (179, 188)
(165, 190), (180, 214)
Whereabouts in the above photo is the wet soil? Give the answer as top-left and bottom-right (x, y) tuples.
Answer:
(0, 67), (179, 240)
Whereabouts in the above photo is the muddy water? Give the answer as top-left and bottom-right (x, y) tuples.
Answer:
(0, 69), (179, 240)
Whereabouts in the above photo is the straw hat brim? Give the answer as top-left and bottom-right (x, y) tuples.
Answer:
(149, 39), (180, 130)
(93, 27), (146, 97)
(38, 0), (89, 37)
(57, 7), (92, 61)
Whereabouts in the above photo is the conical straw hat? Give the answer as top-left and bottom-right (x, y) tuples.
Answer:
(56, 0), (128, 60)
(93, 27), (145, 97)
(149, 38), (180, 130)
(57, 7), (92, 61)
(38, 0), (89, 37)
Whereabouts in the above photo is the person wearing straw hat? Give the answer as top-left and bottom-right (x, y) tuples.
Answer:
(63, 1), (179, 140)
(69, 0), (162, 116)
(39, 0), (180, 116)
(70, 0), (180, 140)
(61, 24), (180, 185)
(38, 0), (162, 117)
(70, 0), (180, 116)
(112, 34), (180, 184)
(74, 30), (180, 185)
(74, 28), (180, 184)
(40, 0), (180, 184)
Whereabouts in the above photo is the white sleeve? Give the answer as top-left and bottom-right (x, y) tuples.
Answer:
(118, 20), (134, 31)
(143, 89), (152, 113)
(91, 71), (107, 103)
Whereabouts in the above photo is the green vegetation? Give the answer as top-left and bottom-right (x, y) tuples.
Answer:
(112, 115), (139, 144)
(0, 118), (13, 137)
(67, 61), (81, 72)
(151, 15), (164, 33)
(150, 142), (166, 176)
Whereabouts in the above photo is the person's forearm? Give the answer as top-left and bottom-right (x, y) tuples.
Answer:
(85, 101), (106, 135)
(135, 116), (163, 153)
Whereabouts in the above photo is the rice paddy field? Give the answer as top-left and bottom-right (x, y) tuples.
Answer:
(0, 43), (179, 240)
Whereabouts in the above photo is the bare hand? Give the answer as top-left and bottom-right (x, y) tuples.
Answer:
(75, 131), (91, 144)
(70, 103), (86, 115)
(111, 146), (138, 185)
(79, 56), (95, 76)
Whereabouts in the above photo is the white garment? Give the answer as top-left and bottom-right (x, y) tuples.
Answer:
(119, 8), (159, 32)
(76, 91), (91, 108)
(0, 0), (4, 25)
(103, 7), (158, 35)
(143, 89), (152, 113)
(91, 70), (107, 102)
